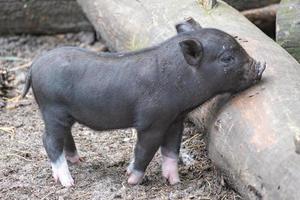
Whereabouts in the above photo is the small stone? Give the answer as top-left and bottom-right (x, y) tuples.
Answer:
(114, 194), (122, 199)
(294, 132), (300, 154)
(78, 32), (96, 45)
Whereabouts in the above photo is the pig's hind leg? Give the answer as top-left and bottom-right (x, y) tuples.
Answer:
(64, 131), (83, 164)
(160, 119), (184, 185)
(42, 108), (75, 187)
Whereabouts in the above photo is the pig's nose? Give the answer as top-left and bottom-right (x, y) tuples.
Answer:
(255, 61), (266, 81)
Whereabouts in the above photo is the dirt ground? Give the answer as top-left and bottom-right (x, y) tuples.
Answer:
(0, 33), (242, 200)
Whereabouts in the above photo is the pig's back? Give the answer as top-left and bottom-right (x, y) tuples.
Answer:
(30, 47), (161, 130)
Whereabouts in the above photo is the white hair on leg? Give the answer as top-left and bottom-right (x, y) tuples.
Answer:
(51, 153), (74, 187)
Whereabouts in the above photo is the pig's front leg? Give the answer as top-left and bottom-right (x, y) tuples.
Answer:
(160, 119), (184, 185)
(127, 126), (166, 185)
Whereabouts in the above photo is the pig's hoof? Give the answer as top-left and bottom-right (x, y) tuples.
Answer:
(126, 168), (144, 185)
(53, 169), (75, 187)
(162, 156), (180, 185)
(65, 152), (84, 164)
(127, 173), (144, 185)
(163, 172), (180, 185)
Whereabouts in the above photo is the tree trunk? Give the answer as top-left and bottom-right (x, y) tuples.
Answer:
(77, 0), (300, 199)
(0, 0), (93, 35)
(224, 0), (280, 11)
(276, 0), (300, 62)
(242, 4), (278, 39)
(0, 67), (13, 98)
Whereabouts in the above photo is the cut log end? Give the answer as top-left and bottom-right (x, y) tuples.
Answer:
(201, 0), (217, 10)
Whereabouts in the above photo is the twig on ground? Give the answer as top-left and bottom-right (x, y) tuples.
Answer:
(0, 56), (29, 62)
(40, 191), (56, 200)
(0, 126), (15, 134)
(6, 95), (22, 102)
(182, 133), (201, 145)
(0, 126), (16, 139)
(5, 153), (33, 162)
(9, 61), (32, 72)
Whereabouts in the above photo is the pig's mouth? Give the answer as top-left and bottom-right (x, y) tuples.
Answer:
(247, 59), (266, 83)
(253, 61), (266, 83)
(235, 59), (266, 93)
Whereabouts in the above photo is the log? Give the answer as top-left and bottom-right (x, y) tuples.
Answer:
(224, 0), (280, 11)
(242, 4), (278, 39)
(77, 0), (300, 199)
(0, 0), (93, 35)
(276, 0), (300, 62)
(0, 67), (13, 97)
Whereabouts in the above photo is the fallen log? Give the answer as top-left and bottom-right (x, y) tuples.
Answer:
(77, 0), (300, 199)
(242, 4), (278, 38)
(0, 0), (93, 35)
(276, 0), (300, 62)
(224, 0), (280, 11)
(0, 67), (13, 97)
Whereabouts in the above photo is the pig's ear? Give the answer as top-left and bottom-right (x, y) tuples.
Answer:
(179, 39), (203, 66)
(176, 23), (193, 33)
(186, 17), (202, 30)
(175, 18), (202, 33)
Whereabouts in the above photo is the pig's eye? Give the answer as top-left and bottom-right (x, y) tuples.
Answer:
(221, 55), (234, 64)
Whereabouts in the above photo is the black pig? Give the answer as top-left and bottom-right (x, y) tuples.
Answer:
(22, 18), (265, 187)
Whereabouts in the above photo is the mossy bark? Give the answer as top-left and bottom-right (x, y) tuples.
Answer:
(242, 4), (278, 39)
(276, 0), (300, 62)
(224, 0), (280, 11)
(0, 0), (93, 35)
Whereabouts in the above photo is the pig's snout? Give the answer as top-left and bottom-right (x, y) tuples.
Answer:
(236, 59), (266, 93)
(255, 61), (266, 81)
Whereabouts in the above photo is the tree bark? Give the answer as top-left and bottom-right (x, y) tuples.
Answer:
(242, 4), (278, 39)
(0, 0), (93, 35)
(276, 0), (300, 62)
(0, 67), (13, 97)
(77, 0), (300, 199)
(224, 0), (280, 11)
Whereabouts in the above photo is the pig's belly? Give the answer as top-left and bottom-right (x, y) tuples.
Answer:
(68, 101), (136, 131)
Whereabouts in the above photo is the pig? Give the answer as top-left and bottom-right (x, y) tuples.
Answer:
(21, 18), (266, 187)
